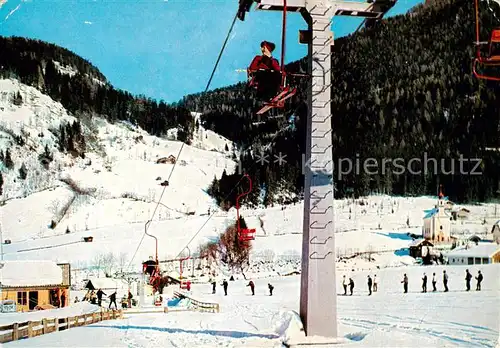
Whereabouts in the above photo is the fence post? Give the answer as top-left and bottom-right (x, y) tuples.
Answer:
(42, 318), (48, 334)
(28, 321), (34, 337)
(12, 323), (19, 341)
(67, 317), (71, 329)
(54, 318), (59, 332)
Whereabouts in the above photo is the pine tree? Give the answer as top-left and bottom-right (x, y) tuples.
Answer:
(4, 148), (13, 169)
(59, 125), (66, 152)
(12, 91), (23, 106)
(19, 163), (27, 180)
(0, 172), (3, 196)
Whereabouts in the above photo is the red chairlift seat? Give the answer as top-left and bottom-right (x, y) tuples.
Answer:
(486, 29), (500, 62)
(179, 277), (188, 289)
(473, 0), (500, 81)
(239, 227), (256, 247)
(179, 280), (189, 290)
(178, 256), (190, 289)
(235, 174), (256, 247)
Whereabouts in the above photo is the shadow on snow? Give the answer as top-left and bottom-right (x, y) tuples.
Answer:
(394, 248), (410, 256)
(374, 232), (413, 241)
(88, 324), (280, 340)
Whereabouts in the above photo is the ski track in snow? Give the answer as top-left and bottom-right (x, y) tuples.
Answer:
(341, 316), (494, 347)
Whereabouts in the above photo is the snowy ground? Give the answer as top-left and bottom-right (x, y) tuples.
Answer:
(3, 264), (499, 347)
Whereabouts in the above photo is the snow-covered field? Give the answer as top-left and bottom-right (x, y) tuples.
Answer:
(3, 264), (500, 347)
(1, 78), (500, 347)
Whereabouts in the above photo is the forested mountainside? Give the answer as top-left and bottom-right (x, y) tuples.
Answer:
(0, 36), (195, 142)
(180, 0), (500, 206)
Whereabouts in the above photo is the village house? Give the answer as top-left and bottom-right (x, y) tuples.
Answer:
(0, 261), (71, 312)
(408, 239), (434, 259)
(488, 221), (500, 243)
(444, 200), (455, 211)
(422, 188), (453, 243)
(450, 207), (471, 220)
(446, 243), (500, 265)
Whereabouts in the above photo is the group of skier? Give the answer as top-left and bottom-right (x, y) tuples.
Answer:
(343, 274), (380, 296)
(359, 269), (485, 295)
(81, 288), (133, 309)
(208, 276), (274, 296)
(412, 269), (483, 293)
(342, 269), (485, 295)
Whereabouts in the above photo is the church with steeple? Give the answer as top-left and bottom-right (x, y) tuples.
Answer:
(422, 185), (453, 243)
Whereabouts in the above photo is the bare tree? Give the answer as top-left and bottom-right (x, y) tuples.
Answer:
(49, 199), (61, 216)
(366, 244), (374, 262)
(117, 252), (129, 273)
(101, 252), (116, 277)
(91, 253), (105, 277)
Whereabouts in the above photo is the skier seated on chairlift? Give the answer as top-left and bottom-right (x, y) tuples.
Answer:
(247, 41), (282, 101)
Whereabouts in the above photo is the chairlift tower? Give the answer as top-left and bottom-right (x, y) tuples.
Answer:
(238, 0), (396, 343)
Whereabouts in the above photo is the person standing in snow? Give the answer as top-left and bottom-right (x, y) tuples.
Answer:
(465, 269), (472, 291)
(443, 270), (449, 292)
(60, 291), (66, 307)
(367, 275), (373, 295)
(401, 274), (408, 293)
(342, 275), (347, 295)
(108, 291), (117, 310)
(373, 275), (378, 292)
(127, 291), (133, 308)
(268, 283), (274, 296)
(349, 278), (354, 295)
(96, 289), (106, 307)
(422, 273), (427, 293)
(90, 290), (97, 305)
(247, 280), (255, 295)
(209, 275), (217, 294)
(475, 270), (483, 291)
(221, 279), (228, 296)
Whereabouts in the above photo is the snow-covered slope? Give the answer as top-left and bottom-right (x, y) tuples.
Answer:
(0, 78), (237, 262)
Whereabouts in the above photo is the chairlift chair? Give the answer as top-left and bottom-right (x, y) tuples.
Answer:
(178, 256), (190, 289)
(473, 0), (500, 80)
(236, 174), (256, 246)
(240, 0), (303, 116)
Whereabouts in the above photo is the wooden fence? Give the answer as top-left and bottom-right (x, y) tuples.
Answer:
(173, 291), (220, 313)
(0, 309), (123, 344)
